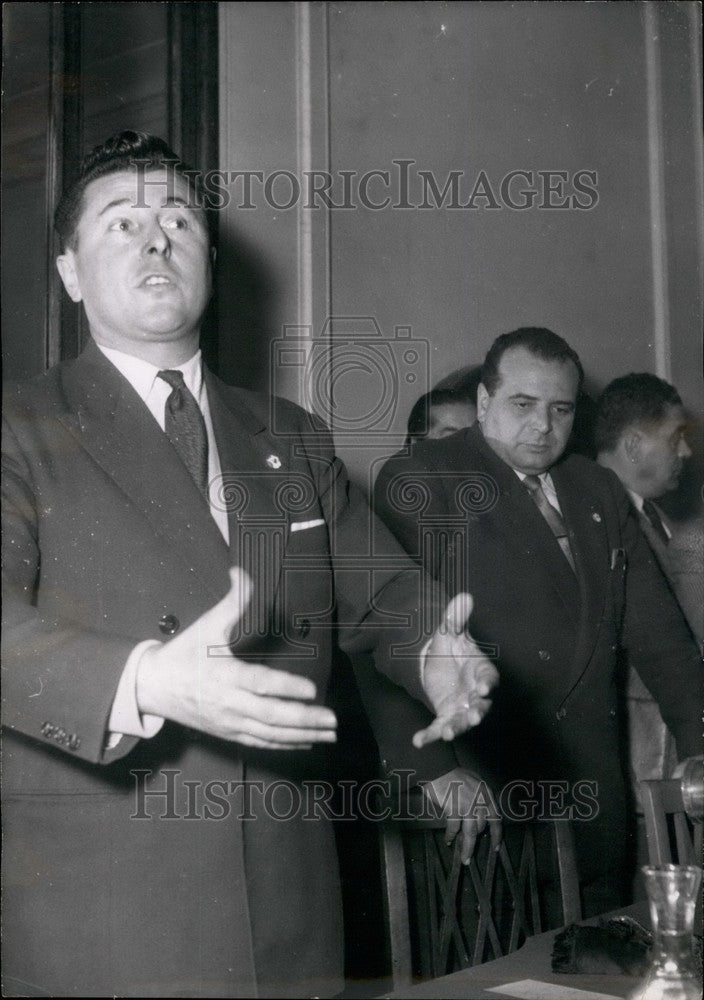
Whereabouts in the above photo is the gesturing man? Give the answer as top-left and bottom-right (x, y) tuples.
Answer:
(1, 132), (497, 998)
(374, 327), (701, 916)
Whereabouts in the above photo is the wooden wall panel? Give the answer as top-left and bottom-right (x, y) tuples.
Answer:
(1, 1), (217, 378)
(2, 3), (54, 379)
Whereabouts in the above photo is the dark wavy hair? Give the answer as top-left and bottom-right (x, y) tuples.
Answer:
(480, 327), (584, 395)
(407, 387), (475, 438)
(594, 372), (682, 454)
(54, 130), (210, 250)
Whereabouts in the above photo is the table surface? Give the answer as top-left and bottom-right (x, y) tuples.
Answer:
(378, 901), (651, 1000)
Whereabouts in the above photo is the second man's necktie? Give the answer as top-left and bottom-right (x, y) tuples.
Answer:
(522, 474), (576, 573)
(642, 499), (669, 547)
(157, 369), (209, 497)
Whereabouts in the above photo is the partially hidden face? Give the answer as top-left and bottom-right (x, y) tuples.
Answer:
(477, 346), (579, 474)
(633, 405), (691, 498)
(56, 167), (212, 359)
(427, 400), (477, 439)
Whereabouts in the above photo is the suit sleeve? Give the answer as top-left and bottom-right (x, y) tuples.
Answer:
(360, 447), (462, 783)
(349, 650), (460, 786)
(2, 413), (138, 765)
(614, 476), (703, 760)
(373, 451), (433, 562)
(293, 415), (443, 706)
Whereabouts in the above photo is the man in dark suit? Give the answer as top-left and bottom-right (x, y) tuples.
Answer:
(374, 327), (702, 916)
(1, 132), (498, 998)
(595, 372), (700, 641)
(595, 372), (702, 801)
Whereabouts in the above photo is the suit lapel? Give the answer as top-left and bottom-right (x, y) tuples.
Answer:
(551, 458), (613, 688)
(637, 505), (671, 567)
(464, 429), (616, 696)
(205, 374), (289, 639)
(58, 343), (231, 604)
(59, 345), (298, 647)
(466, 429), (580, 622)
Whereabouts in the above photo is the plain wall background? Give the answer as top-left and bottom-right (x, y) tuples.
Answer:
(218, 1), (702, 513)
(3, 2), (702, 512)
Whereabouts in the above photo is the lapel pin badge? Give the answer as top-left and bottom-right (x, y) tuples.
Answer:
(592, 511), (602, 523)
(266, 454), (282, 470)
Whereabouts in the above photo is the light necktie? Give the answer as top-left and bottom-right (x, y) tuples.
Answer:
(157, 369), (209, 497)
(522, 474), (576, 572)
(642, 499), (669, 547)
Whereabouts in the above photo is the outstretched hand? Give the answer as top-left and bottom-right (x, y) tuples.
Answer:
(136, 567), (338, 749)
(413, 593), (498, 748)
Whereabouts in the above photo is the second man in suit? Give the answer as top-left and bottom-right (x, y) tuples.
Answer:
(374, 327), (702, 916)
(595, 372), (701, 804)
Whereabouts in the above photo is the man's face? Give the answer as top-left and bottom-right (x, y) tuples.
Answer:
(632, 405), (691, 498)
(56, 168), (212, 362)
(477, 346), (579, 474)
(427, 400), (476, 439)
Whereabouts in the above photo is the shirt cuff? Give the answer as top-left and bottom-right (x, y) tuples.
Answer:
(418, 636), (433, 687)
(105, 640), (165, 750)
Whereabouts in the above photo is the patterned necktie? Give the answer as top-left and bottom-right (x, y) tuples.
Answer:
(522, 474), (576, 572)
(642, 499), (669, 547)
(157, 370), (209, 497)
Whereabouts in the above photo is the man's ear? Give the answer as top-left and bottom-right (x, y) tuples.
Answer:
(623, 429), (642, 464)
(56, 252), (83, 303)
(476, 382), (489, 421)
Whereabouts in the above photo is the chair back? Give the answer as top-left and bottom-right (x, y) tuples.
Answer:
(640, 775), (703, 866)
(379, 809), (582, 990)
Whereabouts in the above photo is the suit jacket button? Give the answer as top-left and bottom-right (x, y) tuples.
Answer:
(298, 618), (311, 638)
(159, 614), (180, 636)
(556, 707), (567, 720)
(538, 649), (551, 661)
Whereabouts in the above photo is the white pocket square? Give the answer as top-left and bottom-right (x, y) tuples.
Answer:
(290, 518), (326, 533)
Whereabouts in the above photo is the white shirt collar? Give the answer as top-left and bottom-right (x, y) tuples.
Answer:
(512, 468), (560, 510)
(627, 489), (645, 513)
(513, 468), (555, 490)
(626, 490), (671, 539)
(95, 342), (203, 403)
(514, 468), (550, 484)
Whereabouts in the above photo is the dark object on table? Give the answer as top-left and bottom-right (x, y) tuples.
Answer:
(552, 916), (653, 976)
